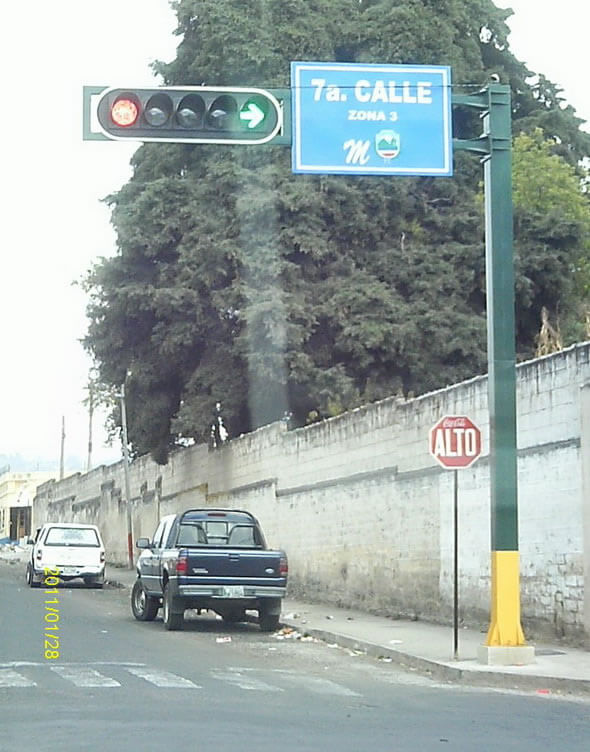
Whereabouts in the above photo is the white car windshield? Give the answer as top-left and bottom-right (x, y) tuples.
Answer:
(44, 528), (100, 547)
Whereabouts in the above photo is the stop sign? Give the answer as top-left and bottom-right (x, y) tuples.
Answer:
(429, 415), (482, 469)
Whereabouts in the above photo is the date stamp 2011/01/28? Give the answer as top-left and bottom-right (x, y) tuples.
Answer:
(43, 568), (61, 659)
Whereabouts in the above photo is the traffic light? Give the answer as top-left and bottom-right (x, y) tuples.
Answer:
(95, 86), (282, 145)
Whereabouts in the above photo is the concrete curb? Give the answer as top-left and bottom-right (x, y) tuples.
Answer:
(279, 621), (590, 697)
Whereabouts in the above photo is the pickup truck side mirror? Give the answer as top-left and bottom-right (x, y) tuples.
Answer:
(136, 538), (152, 549)
(27, 538), (35, 545)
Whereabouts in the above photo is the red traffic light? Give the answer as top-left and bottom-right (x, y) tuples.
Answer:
(110, 95), (140, 127)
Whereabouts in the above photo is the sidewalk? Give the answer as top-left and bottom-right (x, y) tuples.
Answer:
(105, 563), (590, 697)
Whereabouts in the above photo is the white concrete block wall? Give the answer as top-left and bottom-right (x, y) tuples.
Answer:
(518, 445), (584, 636)
(32, 343), (590, 642)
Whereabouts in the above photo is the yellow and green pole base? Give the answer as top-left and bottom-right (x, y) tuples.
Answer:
(478, 551), (535, 665)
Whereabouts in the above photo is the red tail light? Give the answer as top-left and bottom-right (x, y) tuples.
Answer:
(176, 556), (188, 574)
(279, 555), (288, 576)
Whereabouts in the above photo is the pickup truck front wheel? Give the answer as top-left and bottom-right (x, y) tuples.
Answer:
(131, 579), (159, 621)
(162, 583), (184, 631)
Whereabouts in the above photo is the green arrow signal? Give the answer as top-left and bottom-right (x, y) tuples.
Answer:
(239, 101), (265, 129)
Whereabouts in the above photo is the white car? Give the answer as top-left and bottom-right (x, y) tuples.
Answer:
(26, 523), (106, 588)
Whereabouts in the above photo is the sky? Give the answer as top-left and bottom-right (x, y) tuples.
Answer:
(0, 0), (588, 472)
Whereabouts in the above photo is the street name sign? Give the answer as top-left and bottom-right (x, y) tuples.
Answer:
(429, 415), (482, 469)
(291, 61), (453, 176)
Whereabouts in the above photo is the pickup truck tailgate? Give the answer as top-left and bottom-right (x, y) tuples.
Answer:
(184, 549), (284, 582)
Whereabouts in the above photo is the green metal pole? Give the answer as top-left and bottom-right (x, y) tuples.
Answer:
(483, 85), (518, 554)
(482, 84), (526, 646)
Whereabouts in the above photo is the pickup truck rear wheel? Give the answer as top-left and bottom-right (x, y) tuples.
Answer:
(162, 583), (184, 631)
(259, 612), (280, 632)
(131, 579), (159, 621)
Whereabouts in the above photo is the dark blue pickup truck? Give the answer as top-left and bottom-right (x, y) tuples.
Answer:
(131, 508), (288, 632)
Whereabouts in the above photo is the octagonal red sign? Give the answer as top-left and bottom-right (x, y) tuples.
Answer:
(429, 415), (482, 469)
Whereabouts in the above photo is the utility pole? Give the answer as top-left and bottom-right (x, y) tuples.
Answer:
(454, 85), (534, 664)
(59, 416), (65, 480)
(479, 87), (532, 663)
(86, 383), (94, 473)
(120, 380), (134, 570)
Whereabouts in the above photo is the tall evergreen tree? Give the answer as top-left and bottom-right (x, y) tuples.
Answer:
(84, 0), (590, 462)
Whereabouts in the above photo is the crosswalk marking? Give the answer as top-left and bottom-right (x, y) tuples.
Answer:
(125, 666), (201, 688)
(270, 669), (361, 696)
(0, 662), (358, 696)
(51, 666), (120, 687)
(0, 668), (36, 687)
(210, 668), (283, 692)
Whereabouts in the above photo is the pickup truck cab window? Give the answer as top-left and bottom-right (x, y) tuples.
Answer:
(151, 514), (177, 549)
(176, 523), (207, 546)
(227, 525), (257, 547)
(205, 520), (228, 545)
(151, 520), (167, 548)
(173, 521), (259, 547)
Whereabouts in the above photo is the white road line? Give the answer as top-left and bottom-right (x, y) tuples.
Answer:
(0, 661), (46, 668)
(274, 671), (361, 696)
(0, 668), (36, 687)
(51, 666), (120, 687)
(211, 668), (283, 692)
(125, 667), (201, 688)
(237, 668), (361, 696)
(0, 661), (145, 668)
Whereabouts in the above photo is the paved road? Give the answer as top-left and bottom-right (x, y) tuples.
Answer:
(1, 562), (589, 752)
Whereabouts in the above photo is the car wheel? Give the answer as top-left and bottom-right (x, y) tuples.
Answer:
(162, 583), (184, 631)
(258, 611), (280, 632)
(131, 579), (159, 621)
(26, 563), (39, 588)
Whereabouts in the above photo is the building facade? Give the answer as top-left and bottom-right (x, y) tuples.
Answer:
(0, 469), (60, 542)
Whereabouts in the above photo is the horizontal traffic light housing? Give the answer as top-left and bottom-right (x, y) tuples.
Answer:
(95, 86), (282, 145)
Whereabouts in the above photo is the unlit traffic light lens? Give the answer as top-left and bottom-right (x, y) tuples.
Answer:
(177, 94), (205, 128)
(144, 94), (173, 127)
(111, 97), (139, 127)
(206, 95), (237, 129)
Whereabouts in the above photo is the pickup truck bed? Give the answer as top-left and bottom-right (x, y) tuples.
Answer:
(131, 508), (288, 631)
